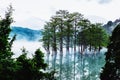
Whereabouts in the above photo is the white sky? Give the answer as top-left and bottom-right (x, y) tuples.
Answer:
(0, 0), (120, 29)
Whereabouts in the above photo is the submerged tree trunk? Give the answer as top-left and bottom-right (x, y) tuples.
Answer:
(66, 48), (70, 80)
(53, 39), (57, 71)
(59, 34), (63, 80)
(52, 51), (57, 71)
(73, 21), (77, 80)
(53, 23), (57, 71)
(47, 49), (50, 69)
(66, 39), (70, 80)
(98, 45), (102, 52)
(80, 54), (83, 79)
(89, 44), (92, 51)
(82, 56), (85, 80)
(52, 48), (54, 69)
(52, 33), (57, 71)
(59, 53), (63, 80)
(78, 44), (80, 54)
(74, 46), (76, 80)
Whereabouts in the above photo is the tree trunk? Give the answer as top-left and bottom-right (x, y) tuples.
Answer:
(74, 43), (76, 80)
(66, 33), (70, 80)
(47, 49), (50, 69)
(73, 23), (77, 80)
(53, 51), (57, 71)
(74, 47), (76, 80)
(66, 48), (70, 80)
(59, 53), (63, 80)
(59, 34), (63, 80)
(53, 25), (57, 71)
(90, 44), (92, 51)
(82, 56), (85, 79)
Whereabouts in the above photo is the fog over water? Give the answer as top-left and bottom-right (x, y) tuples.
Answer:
(11, 40), (107, 58)
(12, 40), (45, 58)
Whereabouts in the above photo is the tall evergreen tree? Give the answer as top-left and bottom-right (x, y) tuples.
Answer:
(0, 5), (17, 80)
(100, 24), (120, 80)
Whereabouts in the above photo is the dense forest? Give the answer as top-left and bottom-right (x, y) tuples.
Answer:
(0, 5), (120, 80)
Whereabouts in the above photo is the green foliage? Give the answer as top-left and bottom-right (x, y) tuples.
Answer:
(0, 5), (16, 80)
(15, 48), (52, 80)
(33, 49), (48, 70)
(100, 24), (120, 80)
(78, 23), (109, 50)
(0, 6), (54, 80)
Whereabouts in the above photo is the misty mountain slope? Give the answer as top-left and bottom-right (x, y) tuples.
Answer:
(10, 26), (42, 41)
(103, 18), (120, 34)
